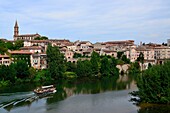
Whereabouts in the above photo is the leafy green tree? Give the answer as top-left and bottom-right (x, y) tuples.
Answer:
(73, 53), (82, 58)
(100, 56), (110, 76)
(47, 45), (66, 80)
(0, 64), (16, 82)
(90, 51), (100, 76)
(117, 52), (123, 59)
(5, 42), (14, 50)
(137, 52), (144, 64)
(121, 55), (130, 64)
(76, 60), (92, 77)
(129, 62), (140, 74)
(148, 63), (152, 69)
(14, 60), (30, 79)
(29, 67), (36, 79)
(66, 62), (77, 72)
(110, 57), (119, 76)
(131, 61), (170, 104)
(14, 40), (24, 50)
(34, 36), (48, 40)
(0, 47), (8, 54)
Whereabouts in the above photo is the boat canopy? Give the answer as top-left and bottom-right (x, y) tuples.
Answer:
(41, 85), (54, 89)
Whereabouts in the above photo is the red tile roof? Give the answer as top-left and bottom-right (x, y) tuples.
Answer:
(10, 50), (32, 55)
(0, 54), (10, 58)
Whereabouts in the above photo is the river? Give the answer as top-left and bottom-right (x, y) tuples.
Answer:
(0, 74), (169, 113)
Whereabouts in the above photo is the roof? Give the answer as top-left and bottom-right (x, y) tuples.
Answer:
(0, 54), (10, 58)
(20, 46), (43, 50)
(10, 50), (32, 55)
(25, 40), (49, 43)
(103, 49), (117, 53)
(14, 21), (18, 27)
(104, 40), (134, 45)
(16, 33), (40, 37)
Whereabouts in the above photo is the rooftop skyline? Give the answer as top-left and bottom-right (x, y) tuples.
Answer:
(0, 0), (170, 44)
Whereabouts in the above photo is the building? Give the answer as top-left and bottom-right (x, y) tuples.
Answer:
(10, 50), (32, 67)
(31, 53), (47, 69)
(167, 39), (170, 46)
(154, 46), (170, 60)
(13, 21), (40, 41)
(0, 54), (11, 66)
(20, 46), (44, 53)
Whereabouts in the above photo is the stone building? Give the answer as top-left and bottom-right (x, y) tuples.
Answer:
(0, 54), (11, 66)
(13, 21), (40, 41)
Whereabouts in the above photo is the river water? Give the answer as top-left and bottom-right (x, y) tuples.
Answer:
(0, 75), (169, 113)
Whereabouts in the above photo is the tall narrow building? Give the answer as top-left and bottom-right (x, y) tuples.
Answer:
(13, 21), (40, 41)
(14, 20), (19, 36)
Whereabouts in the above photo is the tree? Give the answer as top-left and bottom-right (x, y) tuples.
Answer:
(148, 63), (152, 69)
(5, 42), (14, 50)
(14, 40), (24, 50)
(100, 56), (110, 76)
(110, 57), (119, 76)
(131, 61), (170, 104)
(66, 62), (77, 72)
(117, 52), (123, 59)
(0, 64), (16, 82)
(73, 53), (82, 58)
(34, 36), (48, 40)
(14, 60), (30, 79)
(122, 55), (130, 64)
(76, 60), (92, 77)
(90, 51), (100, 76)
(47, 45), (66, 80)
(129, 62), (140, 74)
(137, 52), (144, 64)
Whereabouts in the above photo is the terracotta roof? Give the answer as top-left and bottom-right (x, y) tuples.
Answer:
(104, 40), (134, 45)
(49, 39), (70, 42)
(29, 40), (49, 43)
(20, 46), (43, 50)
(10, 50), (32, 55)
(154, 46), (170, 49)
(17, 33), (40, 37)
(0, 54), (10, 58)
(103, 49), (117, 53)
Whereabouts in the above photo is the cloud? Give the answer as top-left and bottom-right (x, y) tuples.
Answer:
(0, 0), (169, 43)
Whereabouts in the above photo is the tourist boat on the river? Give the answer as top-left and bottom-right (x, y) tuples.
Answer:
(34, 85), (56, 95)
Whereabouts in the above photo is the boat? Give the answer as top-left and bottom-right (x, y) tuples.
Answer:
(33, 85), (56, 95)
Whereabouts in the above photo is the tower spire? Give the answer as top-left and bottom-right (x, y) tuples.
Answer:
(15, 20), (18, 27)
(14, 20), (19, 36)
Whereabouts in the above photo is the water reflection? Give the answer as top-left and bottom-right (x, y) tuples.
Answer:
(0, 74), (152, 113)
(46, 74), (136, 104)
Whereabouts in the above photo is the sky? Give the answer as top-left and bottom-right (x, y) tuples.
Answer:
(0, 0), (170, 44)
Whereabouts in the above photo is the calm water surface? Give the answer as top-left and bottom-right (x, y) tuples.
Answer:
(0, 75), (169, 113)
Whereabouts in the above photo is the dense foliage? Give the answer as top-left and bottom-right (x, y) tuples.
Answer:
(0, 45), (120, 87)
(0, 60), (31, 87)
(34, 36), (48, 40)
(131, 61), (170, 104)
(117, 51), (130, 64)
(47, 44), (66, 80)
(0, 40), (23, 54)
(46, 46), (119, 79)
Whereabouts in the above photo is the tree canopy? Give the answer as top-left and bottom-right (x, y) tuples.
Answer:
(47, 45), (66, 80)
(131, 61), (170, 104)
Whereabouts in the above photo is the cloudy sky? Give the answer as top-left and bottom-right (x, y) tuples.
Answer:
(0, 0), (170, 44)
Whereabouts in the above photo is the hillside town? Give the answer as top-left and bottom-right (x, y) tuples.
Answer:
(0, 21), (170, 70)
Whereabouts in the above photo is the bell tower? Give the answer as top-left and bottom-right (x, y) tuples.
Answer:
(14, 20), (19, 36)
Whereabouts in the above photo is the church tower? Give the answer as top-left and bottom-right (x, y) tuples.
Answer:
(14, 20), (19, 36)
